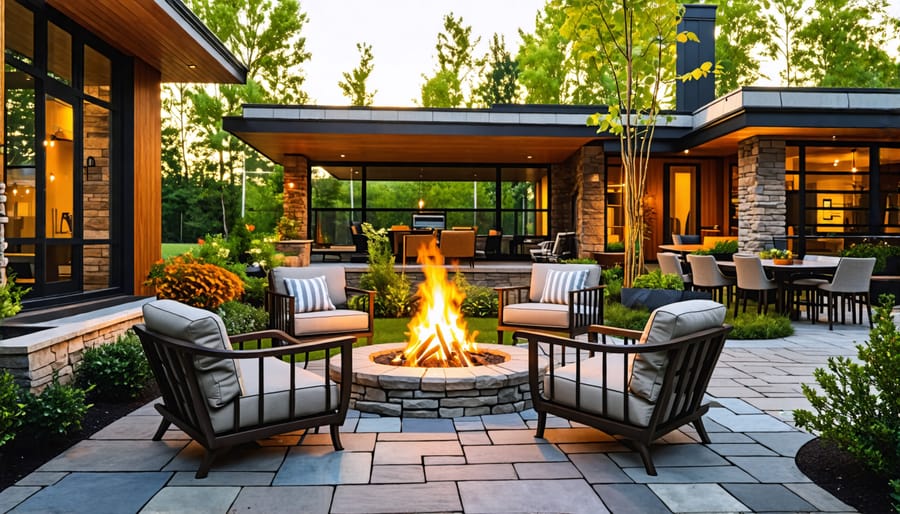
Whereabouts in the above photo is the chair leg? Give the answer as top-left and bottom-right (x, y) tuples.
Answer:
(693, 417), (711, 444)
(864, 293), (873, 328)
(827, 292), (834, 330)
(196, 447), (227, 479)
(497, 330), (504, 345)
(733, 290), (739, 318)
(152, 418), (171, 441)
(330, 423), (344, 451)
(535, 411), (547, 438)
(632, 441), (657, 476)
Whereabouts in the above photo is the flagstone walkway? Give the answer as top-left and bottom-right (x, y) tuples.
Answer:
(0, 322), (871, 513)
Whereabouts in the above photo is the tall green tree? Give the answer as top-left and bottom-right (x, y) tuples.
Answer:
(563, 0), (712, 285)
(516, 0), (570, 104)
(339, 42), (377, 106)
(473, 34), (520, 106)
(707, 0), (770, 95)
(420, 13), (481, 107)
(765, 0), (804, 86)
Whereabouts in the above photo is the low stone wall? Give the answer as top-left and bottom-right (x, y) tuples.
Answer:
(0, 301), (148, 392)
(345, 266), (531, 290)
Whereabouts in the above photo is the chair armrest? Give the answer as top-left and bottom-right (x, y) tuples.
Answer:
(588, 324), (643, 344)
(346, 286), (376, 329)
(495, 285), (531, 313)
(265, 289), (295, 338)
(568, 285), (606, 340)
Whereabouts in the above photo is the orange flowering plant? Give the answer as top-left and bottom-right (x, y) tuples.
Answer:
(145, 255), (244, 309)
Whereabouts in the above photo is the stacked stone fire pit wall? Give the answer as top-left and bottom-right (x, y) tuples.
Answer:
(330, 344), (545, 418)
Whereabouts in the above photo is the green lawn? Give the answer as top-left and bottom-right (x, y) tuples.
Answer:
(162, 243), (197, 259)
(372, 317), (499, 344)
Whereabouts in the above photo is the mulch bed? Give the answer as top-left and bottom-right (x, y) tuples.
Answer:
(0, 384), (160, 492)
(795, 437), (896, 514)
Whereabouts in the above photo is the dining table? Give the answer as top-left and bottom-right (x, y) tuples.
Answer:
(657, 244), (705, 257)
(716, 257), (839, 317)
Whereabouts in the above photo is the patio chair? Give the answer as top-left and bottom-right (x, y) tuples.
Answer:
(134, 299), (353, 478)
(439, 229), (476, 268)
(733, 254), (777, 316)
(657, 252), (691, 288)
(672, 234), (701, 245)
(496, 263), (604, 344)
(530, 232), (576, 262)
(517, 299), (731, 476)
(818, 257), (876, 330)
(686, 254), (734, 305)
(787, 255), (839, 323)
(266, 266), (375, 345)
(402, 233), (437, 268)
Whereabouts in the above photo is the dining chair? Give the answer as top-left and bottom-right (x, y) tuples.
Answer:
(686, 254), (734, 305)
(788, 255), (839, 323)
(657, 252), (692, 289)
(733, 254), (778, 316)
(817, 257), (876, 330)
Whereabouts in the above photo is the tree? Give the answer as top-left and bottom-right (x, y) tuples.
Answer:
(473, 34), (519, 106)
(707, 0), (771, 95)
(765, 0), (803, 86)
(420, 13), (481, 107)
(516, 0), (570, 104)
(339, 42), (377, 106)
(563, 0), (713, 286)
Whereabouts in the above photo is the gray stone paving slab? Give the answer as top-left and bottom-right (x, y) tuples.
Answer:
(526, 416), (571, 429)
(608, 443), (730, 468)
(729, 456), (812, 483)
(557, 442), (629, 454)
(480, 413), (528, 430)
(746, 431), (815, 456)
(593, 484), (672, 514)
(425, 463), (516, 481)
(706, 431), (755, 443)
(464, 443), (568, 464)
(274, 446), (371, 485)
(707, 443), (778, 456)
(401, 417), (455, 432)
(9, 472), (171, 514)
(722, 483), (816, 512)
(490, 427), (611, 445)
(37, 440), (185, 472)
(141, 485), (239, 513)
(570, 453), (633, 483)
(373, 440), (463, 465)
(514, 461), (583, 479)
(423, 456), (467, 465)
(624, 465), (758, 484)
(356, 417), (401, 432)
(90, 415), (187, 440)
(459, 478), (609, 513)
(457, 431), (490, 445)
(370, 464), (425, 483)
(340, 417), (360, 432)
(229, 485), (334, 514)
(14, 472), (66, 487)
(705, 408), (794, 432)
(785, 483), (855, 512)
(649, 483), (749, 513)
(712, 397), (763, 414)
(377, 432), (458, 441)
(0, 487), (39, 513)
(167, 471), (275, 486)
(304, 432), (377, 451)
(453, 419), (484, 431)
(331, 482), (461, 513)
(165, 442), (286, 472)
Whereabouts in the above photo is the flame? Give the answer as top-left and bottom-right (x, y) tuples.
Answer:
(393, 239), (479, 367)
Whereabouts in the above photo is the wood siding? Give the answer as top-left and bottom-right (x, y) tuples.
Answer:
(133, 59), (161, 295)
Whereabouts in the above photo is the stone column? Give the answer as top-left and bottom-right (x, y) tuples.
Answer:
(282, 154), (309, 238)
(576, 146), (605, 257)
(738, 137), (786, 253)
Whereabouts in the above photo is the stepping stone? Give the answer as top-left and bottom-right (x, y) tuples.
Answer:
(274, 446), (372, 485)
(331, 483), (461, 513)
(141, 486), (239, 513)
(459, 479), (608, 514)
(649, 483), (748, 512)
(722, 483), (816, 512)
(230, 486), (334, 514)
(38, 440), (185, 472)
(593, 484), (671, 514)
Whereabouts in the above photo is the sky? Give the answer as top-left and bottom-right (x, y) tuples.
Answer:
(300, 0), (546, 107)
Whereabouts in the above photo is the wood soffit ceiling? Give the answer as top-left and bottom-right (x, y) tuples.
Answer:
(46, 0), (244, 83)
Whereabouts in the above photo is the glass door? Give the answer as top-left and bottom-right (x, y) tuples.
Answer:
(664, 164), (699, 242)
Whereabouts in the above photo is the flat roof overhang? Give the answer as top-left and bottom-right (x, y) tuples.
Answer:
(223, 105), (694, 164)
(48, 0), (246, 83)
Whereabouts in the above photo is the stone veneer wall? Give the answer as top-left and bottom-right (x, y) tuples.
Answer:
(738, 137), (786, 253)
(83, 102), (111, 290)
(576, 146), (605, 257)
(282, 155), (309, 238)
(550, 159), (575, 237)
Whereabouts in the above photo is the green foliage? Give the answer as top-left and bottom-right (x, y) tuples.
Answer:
(76, 331), (152, 402)
(473, 34), (519, 106)
(712, 0), (771, 96)
(692, 240), (739, 256)
(602, 265), (624, 301)
(0, 370), (24, 447)
(453, 273), (499, 318)
(0, 276), (30, 320)
(145, 254), (245, 309)
(276, 216), (302, 240)
(217, 300), (268, 334)
(21, 372), (92, 439)
(632, 269), (684, 291)
(892, 479), (900, 512)
(794, 295), (900, 491)
(339, 42), (377, 106)
(604, 301), (651, 331)
(246, 235), (284, 272)
(353, 223), (411, 317)
(727, 312), (793, 339)
(420, 13), (480, 107)
(559, 258), (597, 265)
(841, 242), (900, 274)
(759, 248), (793, 260)
(606, 241), (625, 252)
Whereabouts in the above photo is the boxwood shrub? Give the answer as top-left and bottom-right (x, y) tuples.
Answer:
(76, 331), (152, 402)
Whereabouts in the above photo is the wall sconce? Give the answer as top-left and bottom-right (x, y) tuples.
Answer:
(84, 155), (101, 181)
(287, 181), (296, 189)
(43, 128), (70, 147)
(823, 199), (832, 209)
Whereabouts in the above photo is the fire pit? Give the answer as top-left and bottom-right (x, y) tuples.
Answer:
(329, 240), (545, 418)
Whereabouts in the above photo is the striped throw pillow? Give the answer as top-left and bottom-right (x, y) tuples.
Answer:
(284, 276), (336, 313)
(540, 269), (588, 305)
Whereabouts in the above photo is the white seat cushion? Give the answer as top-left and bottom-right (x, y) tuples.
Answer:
(294, 308), (370, 336)
(209, 358), (339, 434)
(544, 353), (655, 427)
(502, 302), (571, 328)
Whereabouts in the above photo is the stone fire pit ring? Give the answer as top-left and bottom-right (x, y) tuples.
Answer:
(329, 343), (547, 418)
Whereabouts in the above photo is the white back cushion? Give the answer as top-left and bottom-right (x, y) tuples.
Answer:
(540, 269), (588, 305)
(284, 276), (337, 313)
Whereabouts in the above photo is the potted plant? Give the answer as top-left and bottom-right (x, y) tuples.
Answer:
(760, 248), (795, 265)
(692, 240), (739, 261)
(274, 216), (311, 266)
(620, 269), (711, 311)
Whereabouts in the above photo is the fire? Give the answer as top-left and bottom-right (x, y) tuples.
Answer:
(393, 238), (479, 367)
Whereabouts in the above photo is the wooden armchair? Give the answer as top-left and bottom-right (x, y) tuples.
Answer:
(516, 299), (731, 475)
(135, 299), (353, 478)
(496, 263), (604, 344)
(266, 266), (375, 345)
(439, 229), (476, 268)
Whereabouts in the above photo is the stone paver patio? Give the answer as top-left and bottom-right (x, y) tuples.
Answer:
(0, 321), (871, 513)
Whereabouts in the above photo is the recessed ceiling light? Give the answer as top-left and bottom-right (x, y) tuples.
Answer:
(340, 154), (346, 158)
(526, 155), (533, 159)
(187, 64), (197, 69)
(683, 149), (690, 154)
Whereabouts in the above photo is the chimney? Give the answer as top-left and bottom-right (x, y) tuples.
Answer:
(676, 4), (717, 112)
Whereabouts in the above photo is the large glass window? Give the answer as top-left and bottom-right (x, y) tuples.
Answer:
(48, 22), (72, 85)
(4, 1), (33, 64)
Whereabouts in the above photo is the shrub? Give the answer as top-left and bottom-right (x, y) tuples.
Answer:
(606, 241), (625, 252)
(841, 241), (900, 273)
(353, 223), (411, 317)
(0, 370), (24, 447)
(246, 236), (284, 272)
(693, 240), (739, 256)
(604, 301), (650, 330)
(20, 372), (92, 439)
(145, 255), (244, 309)
(453, 273), (498, 318)
(276, 216), (302, 240)
(727, 312), (793, 339)
(602, 265), (624, 301)
(218, 300), (268, 334)
(794, 295), (900, 496)
(76, 331), (152, 402)
(0, 276), (30, 320)
(632, 269), (684, 290)
(242, 276), (268, 307)
(559, 258), (597, 265)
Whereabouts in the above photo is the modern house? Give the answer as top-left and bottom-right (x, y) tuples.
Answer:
(225, 5), (900, 262)
(1, 0), (246, 310)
